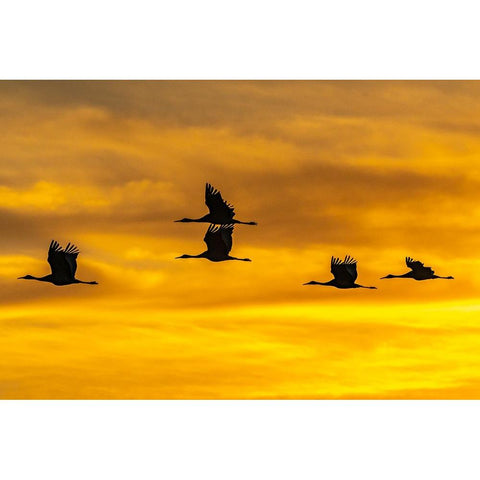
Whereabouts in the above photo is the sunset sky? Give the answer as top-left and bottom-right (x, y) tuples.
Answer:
(2, 81), (480, 398)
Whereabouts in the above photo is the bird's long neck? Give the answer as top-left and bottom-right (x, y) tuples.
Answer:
(20, 274), (52, 282)
(382, 273), (411, 279)
(175, 215), (209, 223)
(304, 280), (335, 286)
(177, 252), (207, 259)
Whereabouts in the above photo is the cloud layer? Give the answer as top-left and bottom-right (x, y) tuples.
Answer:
(1, 81), (480, 398)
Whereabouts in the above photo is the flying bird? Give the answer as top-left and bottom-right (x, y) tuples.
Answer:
(304, 256), (376, 289)
(175, 183), (257, 225)
(18, 240), (98, 286)
(176, 224), (251, 262)
(381, 257), (454, 281)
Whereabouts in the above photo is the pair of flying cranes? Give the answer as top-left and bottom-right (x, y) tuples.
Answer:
(18, 183), (454, 288)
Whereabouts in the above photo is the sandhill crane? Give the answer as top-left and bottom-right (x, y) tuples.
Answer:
(381, 257), (454, 281)
(175, 183), (257, 225)
(304, 256), (376, 289)
(18, 240), (98, 286)
(176, 224), (251, 262)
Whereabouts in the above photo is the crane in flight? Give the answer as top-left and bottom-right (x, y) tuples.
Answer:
(381, 257), (454, 281)
(18, 240), (98, 286)
(176, 224), (251, 262)
(304, 256), (376, 289)
(175, 183), (257, 225)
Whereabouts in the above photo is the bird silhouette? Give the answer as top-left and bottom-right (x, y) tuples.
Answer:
(175, 183), (257, 225)
(18, 240), (98, 286)
(176, 224), (251, 262)
(304, 256), (376, 289)
(381, 257), (454, 281)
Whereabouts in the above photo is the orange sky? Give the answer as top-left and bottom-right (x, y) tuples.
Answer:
(1, 81), (480, 398)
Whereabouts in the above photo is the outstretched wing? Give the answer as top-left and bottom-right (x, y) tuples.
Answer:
(47, 240), (79, 281)
(203, 224), (233, 256)
(205, 183), (235, 221)
(406, 257), (434, 275)
(331, 255), (358, 285)
(63, 242), (80, 277)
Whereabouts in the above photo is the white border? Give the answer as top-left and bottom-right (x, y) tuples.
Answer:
(2, 0), (480, 79)
(1, 401), (479, 480)
(2, 1), (480, 478)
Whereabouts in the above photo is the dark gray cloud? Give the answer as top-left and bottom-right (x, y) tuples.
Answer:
(3, 81), (480, 136)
